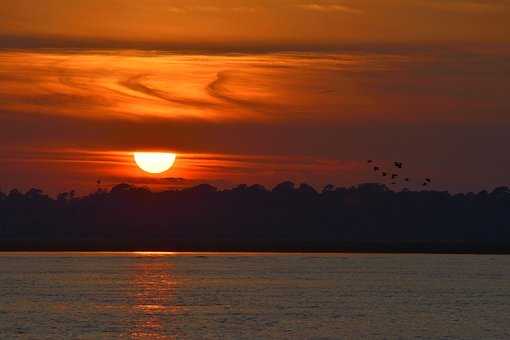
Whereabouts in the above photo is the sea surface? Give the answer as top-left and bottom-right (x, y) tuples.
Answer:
(0, 252), (509, 339)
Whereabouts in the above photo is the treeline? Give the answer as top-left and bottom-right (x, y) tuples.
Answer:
(1, 182), (510, 252)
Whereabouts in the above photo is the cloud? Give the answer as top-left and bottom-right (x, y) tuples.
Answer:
(297, 3), (363, 14)
(206, 70), (283, 117)
(119, 74), (222, 109)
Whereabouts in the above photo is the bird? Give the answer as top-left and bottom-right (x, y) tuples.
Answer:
(382, 172), (387, 177)
(391, 174), (398, 179)
(394, 162), (403, 169)
(422, 182), (428, 186)
(373, 166), (380, 171)
(367, 160), (373, 163)
(425, 178), (431, 183)
(404, 178), (410, 182)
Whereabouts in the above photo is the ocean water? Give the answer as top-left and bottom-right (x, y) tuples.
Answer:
(0, 253), (509, 339)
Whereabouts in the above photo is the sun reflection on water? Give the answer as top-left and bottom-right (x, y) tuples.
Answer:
(133, 251), (178, 256)
(128, 259), (182, 338)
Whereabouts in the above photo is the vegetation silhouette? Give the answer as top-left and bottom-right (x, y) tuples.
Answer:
(1, 182), (510, 253)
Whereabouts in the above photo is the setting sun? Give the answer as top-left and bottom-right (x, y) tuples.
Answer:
(134, 152), (176, 174)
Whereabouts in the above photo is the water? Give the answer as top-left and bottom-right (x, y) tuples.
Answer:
(0, 253), (509, 339)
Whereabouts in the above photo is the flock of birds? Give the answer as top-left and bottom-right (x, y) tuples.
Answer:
(367, 160), (432, 187)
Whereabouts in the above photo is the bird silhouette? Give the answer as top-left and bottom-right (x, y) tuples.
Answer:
(404, 178), (410, 182)
(422, 182), (428, 187)
(425, 178), (432, 183)
(391, 174), (398, 179)
(367, 160), (373, 163)
(382, 172), (387, 177)
(373, 166), (380, 171)
(394, 162), (403, 168)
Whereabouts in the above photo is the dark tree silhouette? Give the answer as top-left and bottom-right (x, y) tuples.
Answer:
(0, 182), (509, 252)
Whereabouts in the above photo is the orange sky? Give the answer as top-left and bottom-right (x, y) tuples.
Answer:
(1, 1), (510, 194)
(1, 0), (509, 45)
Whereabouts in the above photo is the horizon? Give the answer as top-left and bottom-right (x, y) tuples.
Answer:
(2, 179), (509, 200)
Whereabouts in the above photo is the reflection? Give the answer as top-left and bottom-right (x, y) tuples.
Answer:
(128, 257), (181, 338)
(133, 252), (178, 256)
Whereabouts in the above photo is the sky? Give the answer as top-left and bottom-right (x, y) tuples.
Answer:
(0, 0), (509, 194)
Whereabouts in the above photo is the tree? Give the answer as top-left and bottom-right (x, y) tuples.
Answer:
(322, 184), (335, 194)
(272, 181), (295, 194)
(297, 183), (317, 195)
(25, 188), (45, 200)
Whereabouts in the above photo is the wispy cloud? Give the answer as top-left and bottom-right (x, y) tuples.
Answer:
(297, 3), (363, 14)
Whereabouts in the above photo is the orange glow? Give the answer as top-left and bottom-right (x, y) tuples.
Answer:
(1, 46), (509, 193)
(134, 152), (176, 174)
(1, 1), (508, 45)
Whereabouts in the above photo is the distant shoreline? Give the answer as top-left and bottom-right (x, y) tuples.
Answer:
(2, 240), (510, 254)
(3, 183), (510, 255)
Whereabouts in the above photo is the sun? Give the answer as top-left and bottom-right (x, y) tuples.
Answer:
(134, 152), (176, 174)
